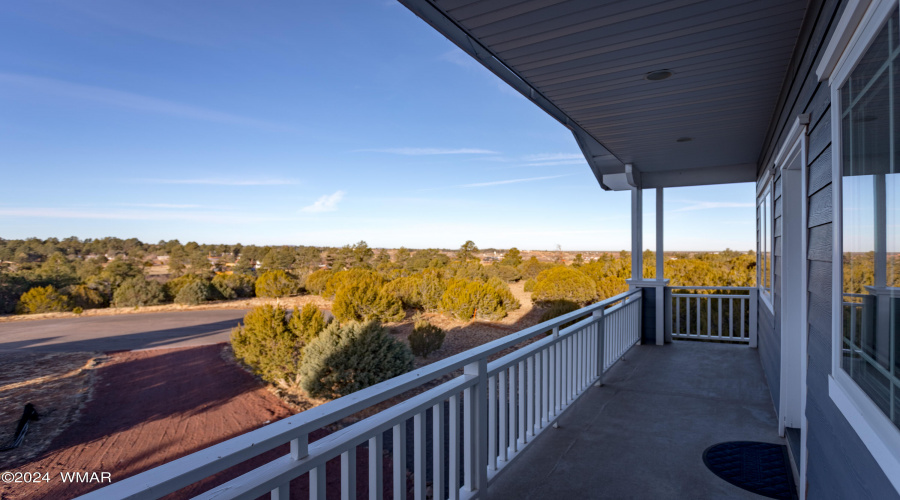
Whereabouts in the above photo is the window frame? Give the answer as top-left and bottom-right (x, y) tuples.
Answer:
(826, 0), (900, 489)
(757, 173), (774, 311)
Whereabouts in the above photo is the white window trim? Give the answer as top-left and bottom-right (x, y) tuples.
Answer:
(826, 0), (900, 491)
(773, 115), (810, 498)
(756, 172), (774, 312)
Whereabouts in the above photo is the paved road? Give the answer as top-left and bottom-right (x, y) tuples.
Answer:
(0, 310), (250, 353)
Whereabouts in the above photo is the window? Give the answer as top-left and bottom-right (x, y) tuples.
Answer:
(824, 0), (900, 485)
(839, 4), (900, 431)
(757, 178), (773, 306)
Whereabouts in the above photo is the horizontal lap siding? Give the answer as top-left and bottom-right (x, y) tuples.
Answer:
(757, 0), (899, 496)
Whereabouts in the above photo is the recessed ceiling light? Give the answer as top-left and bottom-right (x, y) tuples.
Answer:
(676, 137), (692, 143)
(645, 70), (673, 81)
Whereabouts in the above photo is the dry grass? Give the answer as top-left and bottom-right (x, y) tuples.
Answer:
(0, 352), (103, 469)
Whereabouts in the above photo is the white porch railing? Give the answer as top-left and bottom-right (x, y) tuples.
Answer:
(666, 286), (757, 346)
(78, 289), (642, 500)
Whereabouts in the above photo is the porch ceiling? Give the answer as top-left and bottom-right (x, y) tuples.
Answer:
(401, 0), (808, 190)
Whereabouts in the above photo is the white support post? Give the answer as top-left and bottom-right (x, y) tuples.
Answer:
(463, 359), (488, 496)
(656, 187), (664, 279)
(631, 186), (643, 282)
(655, 188), (665, 345)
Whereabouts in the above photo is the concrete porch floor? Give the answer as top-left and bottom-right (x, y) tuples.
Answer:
(488, 341), (786, 499)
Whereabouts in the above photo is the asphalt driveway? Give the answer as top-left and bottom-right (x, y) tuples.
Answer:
(0, 310), (250, 352)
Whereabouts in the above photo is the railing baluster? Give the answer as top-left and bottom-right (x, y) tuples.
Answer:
(555, 337), (561, 413)
(433, 403), (444, 500)
(525, 356), (535, 437)
(414, 413), (426, 500)
(271, 483), (288, 500)
(508, 364), (517, 454)
(518, 360), (526, 445)
(369, 434), (383, 500)
(488, 376), (497, 471)
(393, 423), (406, 500)
(311, 465), (326, 500)
(542, 346), (549, 425)
(741, 297), (746, 339)
(342, 448), (357, 500)
(498, 371), (507, 463)
(676, 296), (681, 335)
(706, 296), (711, 337)
(718, 298), (723, 339)
(449, 394), (459, 500)
(729, 298), (734, 338)
(686, 296), (691, 336)
(696, 295), (701, 336)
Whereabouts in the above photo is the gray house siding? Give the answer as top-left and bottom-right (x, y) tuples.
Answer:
(757, 0), (898, 496)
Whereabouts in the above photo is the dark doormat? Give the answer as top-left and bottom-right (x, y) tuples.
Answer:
(702, 441), (798, 500)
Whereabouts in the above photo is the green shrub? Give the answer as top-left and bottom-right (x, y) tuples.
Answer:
(175, 280), (209, 305)
(73, 306), (84, 315)
(231, 305), (304, 385)
(212, 273), (255, 299)
(439, 278), (513, 321)
(164, 273), (206, 299)
(523, 278), (536, 292)
(323, 269), (382, 299)
(333, 279), (404, 323)
(486, 264), (521, 282)
(486, 276), (521, 312)
(305, 269), (332, 295)
(445, 260), (489, 281)
(595, 276), (629, 300)
(255, 270), (297, 298)
(518, 257), (556, 279)
(538, 300), (581, 327)
(383, 275), (421, 308)
(16, 285), (70, 314)
(382, 269), (446, 311)
(408, 318), (445, 358)
(299, 320), (414, 399)
(288, 304), (328, 344)
(112, 277), (166, 307)
(66, 284), (107, 309)
(532, 267), (597, 305)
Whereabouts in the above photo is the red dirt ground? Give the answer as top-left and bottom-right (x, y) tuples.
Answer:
(0, 345), (401, 500)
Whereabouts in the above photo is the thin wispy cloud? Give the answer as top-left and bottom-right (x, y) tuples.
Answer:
(118, 203), (203, 209)
(0, 207), (283, 224)
(301, 191), (345, 213)
(358, 147), (498, 156)
(523, 153), (584, 162)
(458, 174), (573, 188)
(136, 178), (299, 186)
(0, 72), (297, 132)
(488, 153), (587, 169)
(672, 201), (755, 212)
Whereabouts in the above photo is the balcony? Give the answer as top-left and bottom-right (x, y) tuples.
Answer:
(80, 284), (778, 500)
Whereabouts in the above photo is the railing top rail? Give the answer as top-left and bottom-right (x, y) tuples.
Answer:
(78, 288), (640, 500)
(666, 286), (754, 291)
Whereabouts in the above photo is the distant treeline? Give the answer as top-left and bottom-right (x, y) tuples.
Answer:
(0, 237), (757, 316)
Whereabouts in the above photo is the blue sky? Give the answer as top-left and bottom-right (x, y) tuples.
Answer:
(0, 0), (755, 251)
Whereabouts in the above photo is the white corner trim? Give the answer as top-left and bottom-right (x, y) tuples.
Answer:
(829, 375), (900, 493)
(816, 0), (873, 81)
(774, 115), (810, 169)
